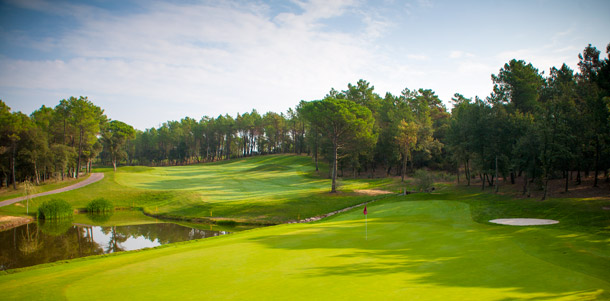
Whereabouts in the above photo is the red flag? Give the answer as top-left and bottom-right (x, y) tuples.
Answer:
(363, 205), (367, 215)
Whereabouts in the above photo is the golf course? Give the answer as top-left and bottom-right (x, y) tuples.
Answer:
(0, 155), (609, 300)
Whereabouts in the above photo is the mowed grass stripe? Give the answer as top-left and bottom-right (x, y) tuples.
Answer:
(2, 198), (607, 300)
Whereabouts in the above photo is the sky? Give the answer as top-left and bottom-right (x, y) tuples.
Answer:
(1, 0), (609, 130)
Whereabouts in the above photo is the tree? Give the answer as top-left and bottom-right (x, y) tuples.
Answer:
(302, 97), (375, 193)
(0, 101), (32, 189)
(491, 59), (544, 113)
(103, 120), (136, 171)
(66, 97), (106, 178)
(576, 44), (610, 187)
(396, 120), (419, 182)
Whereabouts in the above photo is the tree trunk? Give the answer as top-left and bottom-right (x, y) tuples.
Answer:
(401, 153), (407, 182)
(576, 169), (581, 185)
(11, 146), (17, 190)
(510, 172), (515, 184)
(314, 137), (319, 172)
(594, 135), (600, 187)
(541, 178), (549, 201)
(481, 173), (485, 191)
(522, 171), (528, 196)
(495, 156), (499, 193)
(113, 157), (117, 172)
(465, 159), (471, 186)
(34, 160), (40, 185)
(565, 170), (569, 193)
(76, 128), (83, 179)
(331, 140), (337, 193)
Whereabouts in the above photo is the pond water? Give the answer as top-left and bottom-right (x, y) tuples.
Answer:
(0, 214), (234, 270)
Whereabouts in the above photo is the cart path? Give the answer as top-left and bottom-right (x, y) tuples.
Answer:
(0, 173), (104, 207)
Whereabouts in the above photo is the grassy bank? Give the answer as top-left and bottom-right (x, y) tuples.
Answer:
(1, 189), (608, 300)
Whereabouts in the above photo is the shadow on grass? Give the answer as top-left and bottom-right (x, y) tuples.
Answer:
(246, 199), (610, 299)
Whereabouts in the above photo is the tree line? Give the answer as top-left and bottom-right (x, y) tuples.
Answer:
(1, 43), (609, 197)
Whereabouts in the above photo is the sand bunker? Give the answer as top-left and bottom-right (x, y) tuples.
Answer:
(489, 218), (559, 226)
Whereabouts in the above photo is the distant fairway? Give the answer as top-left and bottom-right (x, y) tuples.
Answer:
(2, 197), (608, 300)
(0, 155), (394, 224)
(115, 155), (332, 201)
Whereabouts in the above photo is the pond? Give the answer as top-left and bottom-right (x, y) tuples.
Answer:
(0, 211), (245, 271)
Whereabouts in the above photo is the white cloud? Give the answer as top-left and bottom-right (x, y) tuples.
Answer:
(406, 54), (429, 61)
(449, 50), (474, 59)
(1, 0), (384, 129)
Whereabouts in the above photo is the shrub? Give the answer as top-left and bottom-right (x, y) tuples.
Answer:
(38, 199), (73, 220)
(86, 198), (114, 213)
(414, 169), (435, 192)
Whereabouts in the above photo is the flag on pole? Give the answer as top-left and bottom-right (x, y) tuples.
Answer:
(364, 205), (368, 240)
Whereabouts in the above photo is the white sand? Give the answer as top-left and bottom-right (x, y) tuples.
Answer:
(489, 218), (559, 226)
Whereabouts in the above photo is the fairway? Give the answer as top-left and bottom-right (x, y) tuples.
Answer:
(2, 197), (608, 300)
(113, 155), (390, 223)
(0, 155), (393, 224)
(114, 155), (332, 201)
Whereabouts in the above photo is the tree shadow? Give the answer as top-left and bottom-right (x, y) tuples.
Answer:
(246, 200), (610, 299)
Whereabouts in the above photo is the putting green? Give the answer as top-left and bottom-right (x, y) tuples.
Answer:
(2, 198), (608, 300)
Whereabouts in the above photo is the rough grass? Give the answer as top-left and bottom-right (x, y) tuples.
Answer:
(1, 190), (608, 300)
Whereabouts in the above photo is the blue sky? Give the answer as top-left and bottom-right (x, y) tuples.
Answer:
(1, 0), (609, 130)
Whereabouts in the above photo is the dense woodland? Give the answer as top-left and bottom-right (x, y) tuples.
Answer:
(1, 43), (609, 198)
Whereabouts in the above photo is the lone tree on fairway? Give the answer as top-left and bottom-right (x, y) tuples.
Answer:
(302, 97), (375, 193)
(102, 120), (136, 171)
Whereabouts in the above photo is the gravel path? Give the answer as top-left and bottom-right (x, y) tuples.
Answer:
(0, 173), (104, 207)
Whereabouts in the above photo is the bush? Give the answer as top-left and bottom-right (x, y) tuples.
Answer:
(414, 169), (435, 192)
(38, 199), (73, 220)
(86, 198), (114, 213)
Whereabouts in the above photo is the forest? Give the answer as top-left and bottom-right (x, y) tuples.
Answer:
(1, 43), (609, 199)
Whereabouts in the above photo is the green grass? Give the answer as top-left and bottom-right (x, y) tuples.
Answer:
(1, 191), (608, 300)
(0, 155), (396, 224)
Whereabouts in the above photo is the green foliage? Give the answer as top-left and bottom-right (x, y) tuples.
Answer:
(300, 97), (376, 192)
(86, 198), (114, 213)
(413, 169), (434, 192)
(37, 199), (73, 220)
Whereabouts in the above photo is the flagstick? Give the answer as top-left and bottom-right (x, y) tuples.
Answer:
(365, 214), (367, 240)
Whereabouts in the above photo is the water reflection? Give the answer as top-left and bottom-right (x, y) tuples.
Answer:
(0, 222), (229, 270)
